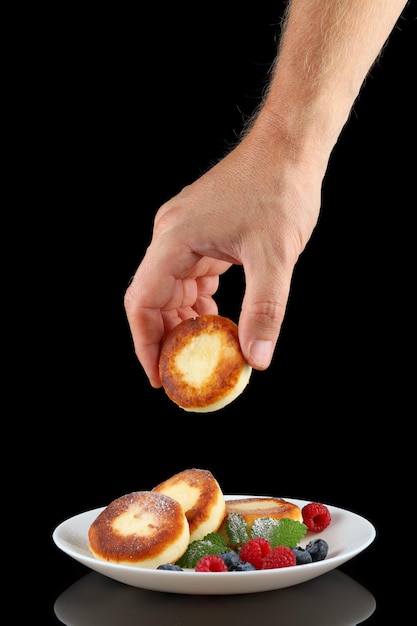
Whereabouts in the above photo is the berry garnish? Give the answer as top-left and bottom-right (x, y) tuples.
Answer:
(195, 555), (229, 572)
(305, 538), (329, 562)
(302, 502), (332, 532)
(157, 563), (183, 571)
(262, 545), (296, 569)
(174, 503), (331, 573)
(218, 550), (241, 570)
(234, 560), (256, 571)
(239, 537), (271, 569)
(291, 546), (313, 565)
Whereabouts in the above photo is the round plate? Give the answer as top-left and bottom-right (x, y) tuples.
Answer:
(53, 495), (376, 595)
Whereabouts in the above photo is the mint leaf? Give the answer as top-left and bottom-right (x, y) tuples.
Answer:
(252, 517), (307, 548)
(176, 533), (228, 568)
(225, 512), (249, 547)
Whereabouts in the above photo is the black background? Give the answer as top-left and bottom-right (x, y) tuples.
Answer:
(30, 3), (415, 623)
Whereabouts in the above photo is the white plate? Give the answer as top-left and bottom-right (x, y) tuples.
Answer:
(53, 495), (376, 595)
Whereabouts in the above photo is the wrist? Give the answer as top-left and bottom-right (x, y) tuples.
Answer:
(245, 102), (339, 182)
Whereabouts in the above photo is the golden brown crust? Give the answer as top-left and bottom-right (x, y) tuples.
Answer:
(159, 314), (252, 412)
(88, 491), (190, 567)
(153, 468), (227, 541)
(225, 497), (302, 523)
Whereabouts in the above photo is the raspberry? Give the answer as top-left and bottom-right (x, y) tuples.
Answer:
(195, 555), (228, 572)
(262, 545), (296, 569)
(239, 538), (271, 570)
(302, 502), (332, 533)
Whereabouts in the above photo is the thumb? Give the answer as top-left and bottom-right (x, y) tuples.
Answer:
(238, 261), (293, 370)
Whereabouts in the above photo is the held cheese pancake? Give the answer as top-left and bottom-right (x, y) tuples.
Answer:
(159, 314), (252, 412)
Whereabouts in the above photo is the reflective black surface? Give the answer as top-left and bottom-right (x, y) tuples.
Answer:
(36, 4), (414, 624)
(54, 569), (375, 625)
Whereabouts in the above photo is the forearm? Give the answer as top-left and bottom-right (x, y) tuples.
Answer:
(254, 0), (408, 166)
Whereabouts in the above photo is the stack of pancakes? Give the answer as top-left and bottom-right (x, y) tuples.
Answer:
(88, 468), (302, 569)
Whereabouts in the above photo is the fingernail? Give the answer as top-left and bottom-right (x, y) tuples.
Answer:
(249, 340), (273, 367)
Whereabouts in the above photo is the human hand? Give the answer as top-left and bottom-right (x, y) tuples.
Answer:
(125, 115), (325, 388)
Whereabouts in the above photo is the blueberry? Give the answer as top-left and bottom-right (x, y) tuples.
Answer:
(305, 539), (329, 562)
(291, 546), (313, 565)
(157, 563), (183, 571)
(219, 550), (241, 570)
(233, 561), (256, 571)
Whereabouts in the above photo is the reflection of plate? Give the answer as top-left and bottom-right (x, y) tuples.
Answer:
(53, 496), (376, 595)
(55, 569), (376, 626)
